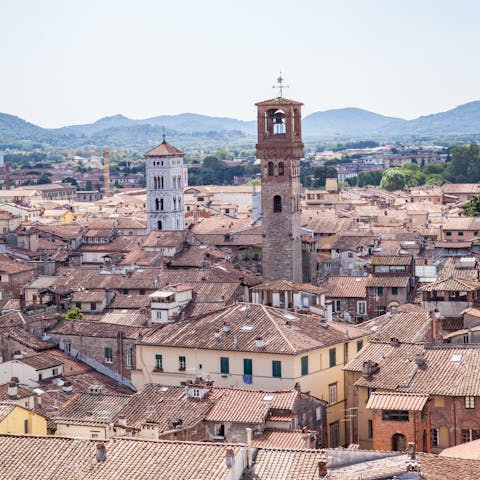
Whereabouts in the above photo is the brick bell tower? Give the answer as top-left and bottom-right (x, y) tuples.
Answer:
(256, 78), (303, 282)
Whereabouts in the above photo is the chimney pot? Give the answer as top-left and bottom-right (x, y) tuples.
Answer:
(96, 442), (107, 462)
(225, 447), (235, 469)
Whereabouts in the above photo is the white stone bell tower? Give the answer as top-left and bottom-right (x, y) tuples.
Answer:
(145, 137), (185, 232)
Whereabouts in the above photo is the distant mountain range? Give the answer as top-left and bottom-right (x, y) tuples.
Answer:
(2, 100), (480, 150)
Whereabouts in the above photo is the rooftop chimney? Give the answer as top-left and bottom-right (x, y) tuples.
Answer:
(62, 381), (73, 394)
(225, 447), (235, 469)
(430, 309), (442, 344)
(317, 450), (328, 477)
(96, 442), (107, 462)
(118, 416), (127, 428)
(246, 428), (253, 468)
(414, 353), (426, 368)
(7, 380), (18, 398)
(255, 337), (265, 349)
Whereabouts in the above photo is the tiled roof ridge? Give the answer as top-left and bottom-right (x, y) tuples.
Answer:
(261, 305), (296, 354)
(0, 433), (244, 448)
(425, 343), (480, 350)
(211, 386), (298, 394)
(369, 391), (429, 397)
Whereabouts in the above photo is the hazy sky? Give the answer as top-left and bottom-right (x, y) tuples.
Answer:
(1, 0), (479, 127)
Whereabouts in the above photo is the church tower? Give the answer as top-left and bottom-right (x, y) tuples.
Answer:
(145, 137), (185, 233)
(256, 85), (303, 282)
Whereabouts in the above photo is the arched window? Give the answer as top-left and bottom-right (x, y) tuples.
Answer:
(155, 198), (160, 211)
(157, 220), (162, 230)
(154, 177), (157, 189)
(279, 162), (285, 176)
(273, 110), (286, 134)
(160, 198), (164, 211)
(173, 197), (177, 210)
(268, 162), (274, 176)
(161, 176), (164, 189)
(273, 195), (282, 213)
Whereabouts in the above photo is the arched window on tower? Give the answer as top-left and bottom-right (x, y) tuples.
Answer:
(273, 195), (282, 213)
(278, 162), (285, 176)
(273, 110), (286, 134)
(173, 197), (177, 210)
(158, 220), (163, 230)
(161, 176), (164, 189)
(155, 198), (160, 211)
(160, 198), (164, 211)
(268, 162), (274, 176)
(154, 177), (157, 189)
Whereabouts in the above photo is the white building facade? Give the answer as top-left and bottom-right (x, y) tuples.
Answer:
(145, 140), (185, 232)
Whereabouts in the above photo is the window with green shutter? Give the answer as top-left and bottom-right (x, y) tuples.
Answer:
(272, 360), (282, 378)
(155, 354), (163, 369)
(243, 358), (252, 376)
(104, 347), (113, 363)
(220, 357), (229, 374)
(301, 356), (308, 376)
(329, 348), (336, 367)
(179, 356), (186, 370)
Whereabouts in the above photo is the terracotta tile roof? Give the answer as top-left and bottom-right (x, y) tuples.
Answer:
(351, 343), (480, 397)
(443, 216), (480, 230)
(21, 352), (63, 370)
(113, 384), (211, 431)
(361, 304), (432, 344)
(143, 230), (191, 248)
(322, 276), (368, 298)
(99, 310), (147, 327)
(443, 183), (480, 194)
(0, 402), (16, 421)
(419, 453), (480, 480)
(49, 319), (149, 340)
(139, 303), (368, 354)
(71, 289), (106, 303)
(440, 257), (479, 282)
(301, 216), (353, 235)
(252, 429), (307, 449)
(254, 449), (410, 480)
(331, 234), (376, 252)
(370, 255), (413, 266)
(366, 391), (429, 411)
(435, 241), (472, 248)
(55, 390), (130, 425)
(0, 383), (33, 401)
(109, 294), (150, 310)
(251, 280), (327, 295)
(205, 388), (298, 423)
(1, 326), (55, 351)
(144, 141), (184, 157)
(255, 97), (303, 106)
(0, 436), (243, 479)
(366, 275), (409, 288)
(0, 260), (35, 274)
(439, 438), (480, 460)
(168, 245), (208, 268)
(420, 276), (480, 292)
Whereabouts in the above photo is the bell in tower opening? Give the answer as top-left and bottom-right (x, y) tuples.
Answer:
(256, 80), (304, 283)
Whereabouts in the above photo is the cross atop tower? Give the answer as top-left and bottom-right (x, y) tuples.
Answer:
(162, 126), (166, 144)
(272, 73), (289, 98)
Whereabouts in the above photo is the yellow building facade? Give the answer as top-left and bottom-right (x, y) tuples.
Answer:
(0, 403), (47, 436)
